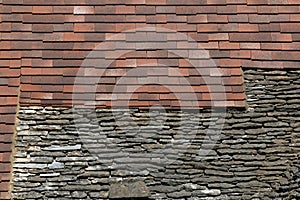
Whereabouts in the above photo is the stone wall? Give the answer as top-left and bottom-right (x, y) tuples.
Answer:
(12, 69), (300, 199)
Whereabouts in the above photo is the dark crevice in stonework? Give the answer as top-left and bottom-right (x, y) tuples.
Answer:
(111, 198), (150, 200)
(11, 69), (300, 199)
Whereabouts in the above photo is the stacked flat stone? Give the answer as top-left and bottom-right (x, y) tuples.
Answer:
(12, 69), (300, 199)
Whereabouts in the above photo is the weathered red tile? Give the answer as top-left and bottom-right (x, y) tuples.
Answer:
(219, 41), (240, 49)
(280, 23), (300, 32)
(229, 33), (272, 41)
(238, 24), (259, 32)
(74, 6), (94, 14)
(32, 6), (53, 14)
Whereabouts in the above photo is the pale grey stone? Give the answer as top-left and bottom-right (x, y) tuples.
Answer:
(43, 144), (82, 151)
(14, 163), (47, 169)
(48, 161), (65, 169)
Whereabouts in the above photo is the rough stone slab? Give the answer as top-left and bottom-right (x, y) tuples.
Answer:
(109, 181), (150, 199)
(43, 144), (82, 151)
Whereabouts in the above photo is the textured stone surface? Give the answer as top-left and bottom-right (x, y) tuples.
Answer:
(109, 181), (150, 199)
(12, 69), (300, 199)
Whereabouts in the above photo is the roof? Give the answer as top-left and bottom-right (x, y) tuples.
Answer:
(0, 1), (300, 199)
(1, 1), (300, 110)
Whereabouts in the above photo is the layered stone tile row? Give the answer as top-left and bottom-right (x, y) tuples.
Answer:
(11, 69), (300, 199)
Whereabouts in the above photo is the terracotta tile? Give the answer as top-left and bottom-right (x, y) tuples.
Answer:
(64, 14), (85, 22)
(124, 0), (146, 5)
(53, 6), (74, 14)
(115, 5), (135, 14)
(259, 23), (280, 32)
(281, 23), (300, 32)
(0, 23), (11, 32)
(63, 33), (85, 41)
(229, 70), (244, 80)
(32, 6), (53, 14)
(12, 5), (32, 13)
(229, 33), (272, 41)
(226, 0), (247, 4)
(146, 15), (167, 23)
(0, 191), (11, 200)
(23, 14), (64, 23)
(271, 33), (292, 42)
(32, 24), (53, 33)
(23, 0), (64, 5)
(235, 100), (247, 107)
(257, 6), (278, 14)
(272, 51), (300, 61)
(138, 93), (159, 101)
(230, 50), (251, 58)
(266, 0), (288, 5)
(240, 42), (261, 49)
(8, 78), (20, 87)
(209, 33), (229, 41)
(262, 61), (284, 68)
(74, 23), (95, 32)
(198, 24), (238, 32)
(0, 106), (17, 115)
(227, 93), (246, 100)
(166, 0), (206, 5)
(74, 6), (94, 14)
(207, 14), (228, 23)
(156, 6), (176, 14)
(217, 58), (242, 67)
(231, 85), (244, 93)
(146, 0), (167, 5)
(0, 42), (11, 50)
(283, 61), (300, 68)
(238, 24), (259, 32)
(242, 60), (263, 68)
(200, 6), (218, 14)
(247, 0), (268, 5)
(228, 14), (249, 22)
(281, 42), (300, 50)
(0, 143), (12, 152)
(175, 6), (199, 14)
(165, 15), (184, 23)
(251, 50), (273, 60)
(290, 14), (300, 22)
(237, 5), (257, 14)
(177, 24), (196, 32)
(292, 34), (300, 41)
(41, 68), (63, 75)
(261, 43), (282, 50)
(288, 0), (300, 5)
(207, 0), (227, 4)
(200, 42), (220, 49)
(125, 15), (146, 22)
(187, 14), (208, 23)
(209, 50), (230, 58)
(219, 41), (240, 50)
(223, 76), (244, 85)
(0, 114), (16, 123)
(217, 5), (237, 14)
